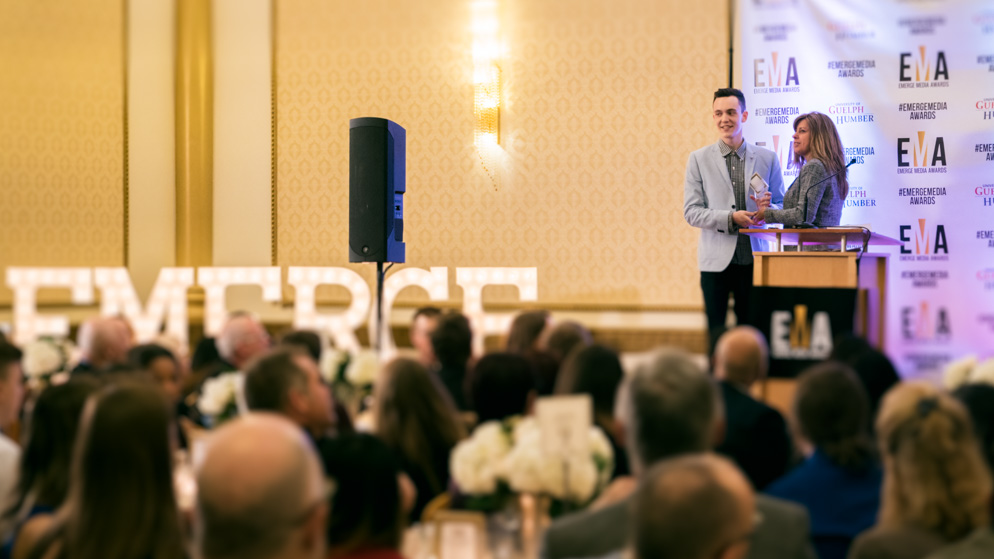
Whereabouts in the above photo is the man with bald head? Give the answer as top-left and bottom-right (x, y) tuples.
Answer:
(195, 413), (328, 559)
(217, 312), (271, 372)
(71, 316), (132, 375)
(634, 454), (756, 559)
(713, 326), (791, 490)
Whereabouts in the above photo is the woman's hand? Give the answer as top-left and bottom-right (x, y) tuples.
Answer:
(751, 191), (772, 210)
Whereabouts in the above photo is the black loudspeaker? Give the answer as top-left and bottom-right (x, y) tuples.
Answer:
(349, 117), (406, 263)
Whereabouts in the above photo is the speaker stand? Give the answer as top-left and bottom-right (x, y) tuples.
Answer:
(373, 262), (394, 351)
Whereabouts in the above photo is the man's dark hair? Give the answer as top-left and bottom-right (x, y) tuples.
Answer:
(412, 306), (442, 322)
(623, 349), (717, 468)
(128, 344), (178, 370)
(279, 330), (322, 362)
(0, 343), (23, 382)
(713, 88), (746, 112)
(794, 362), (874, 471)
(244, 349), (309, 412)
(430, 312), (472, 370)
(470, 353), (536, 423)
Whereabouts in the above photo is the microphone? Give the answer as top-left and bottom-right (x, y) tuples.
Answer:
(795, 157), (857, 229)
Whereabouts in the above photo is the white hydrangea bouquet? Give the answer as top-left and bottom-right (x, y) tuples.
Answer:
(197, 372), (242, 427)
(22, 336), (76, 390)
(321, 347), (379, 416)
(451, 416), (614, 515)
(943, 355), (994, 390)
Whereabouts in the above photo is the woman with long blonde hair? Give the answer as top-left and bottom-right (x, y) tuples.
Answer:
(848, 383), (992, 559)
(756, 111), (849, 227)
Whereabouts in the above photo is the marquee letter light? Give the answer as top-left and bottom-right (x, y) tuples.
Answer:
(197, 267), (282, 337)
(455, 267), (538, 356)
(94, 267), (195, 350)
(287, 267), (371, 354)
(369, 267), (449, 360)
(5, 267), (94, 345)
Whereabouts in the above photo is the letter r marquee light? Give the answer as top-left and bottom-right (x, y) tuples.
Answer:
(4, 266), (538, 358)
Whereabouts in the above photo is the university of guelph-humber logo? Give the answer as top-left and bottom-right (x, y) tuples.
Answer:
(752, 52), (800, 94)
(770, 304), (832, 360)
(899, 46), (950, 89)
(899, 219), (949, 261)
(897, 132), (947, 174)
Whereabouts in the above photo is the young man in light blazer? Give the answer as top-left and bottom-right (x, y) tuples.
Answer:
(683, 88), (785, 343)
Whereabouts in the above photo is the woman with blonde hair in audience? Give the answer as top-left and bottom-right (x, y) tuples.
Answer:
(373, 358), (466, 521)
(848, 383), (992, 559)
(21, 382), (184, 559)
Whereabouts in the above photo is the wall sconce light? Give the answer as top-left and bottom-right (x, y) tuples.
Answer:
(472, 0), (501, 186)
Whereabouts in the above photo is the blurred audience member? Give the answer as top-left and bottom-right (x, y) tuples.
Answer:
(4, 379), (99, 559)
(849, 383), (992, 559)
(244, 349), (335, 441)
(0, 343), (24, 538)
(829, 334), (900, 425)
(633, 454), (756, 559)
(766, 362), (881, 559)
(196, 413), (327, 559)
(280, 330), (323, 363)
(542, 348), (814, 559)
(410, 307), (441, 368)
(321, 434), (416, 559)
(713, 326), (791, 490)
(554, 344), (629, 477)
(506, 310), (550, 355)
(470, 353), (536, 424)
(373, 358), (465, 521)
(70, 317), (131, 375)
(951, 383), (994, 471)
(216, 313), (271, 373)
(22, 383), (184, 559)
(541, 321), (592, 366)
(429, 312), (472, 411)
(127, 344), (182, 405)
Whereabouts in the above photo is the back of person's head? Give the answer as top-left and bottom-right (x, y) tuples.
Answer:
(713, 87), (746, 111)
(0, 342), (24, 428)
(713, 326), (768, 387)
(374, 358), (465, 494)
(555, 344), (624, 420)
(4, 377), (99, 521)
(470, 352), (536, 423)
(633, 453), (755, 559)
(793, 362), (875, 471)
(830, 335), (900, 423)
(506, 310), (549, 355)
(952, 383), (994, 471)
(411, 307), (442, 365)
(196, 413), (327, 559)
(541, 321), (592, 364)
(430, 312), (472, 370)
(64, 381), (183, 559)
(619, 348), (717, 473)
(127, 343), (181, 403)
(322, 434), (407, 554)
(244, 348), (333, 435)
(279, 330), (322, 363)
(877, 382), (992, 540)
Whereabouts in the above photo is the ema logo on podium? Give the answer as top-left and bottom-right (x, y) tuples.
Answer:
(770, 304), (832, 360)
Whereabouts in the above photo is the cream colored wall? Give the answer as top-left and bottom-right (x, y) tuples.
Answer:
(275, 0), (727, 310)
(0, 0), (126, 304)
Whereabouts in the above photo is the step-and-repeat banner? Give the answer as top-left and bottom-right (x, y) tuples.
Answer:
(740, 0), (994, 380)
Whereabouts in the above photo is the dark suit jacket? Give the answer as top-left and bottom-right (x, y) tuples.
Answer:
(540, 494), (816, 559)
(717, 380), (792, 490)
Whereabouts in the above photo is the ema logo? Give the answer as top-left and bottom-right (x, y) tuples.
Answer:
(899, 219), (949, 261)
(897, 132), (947, 174)
(770, 304), (832, 360)
(898, 47), (950, 88)
(752, 52), (800, 94)
(901, 301), (951, 342)
(754, 136), (800, 177)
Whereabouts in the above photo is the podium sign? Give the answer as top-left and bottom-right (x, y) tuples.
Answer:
(751, 286), (857, 378)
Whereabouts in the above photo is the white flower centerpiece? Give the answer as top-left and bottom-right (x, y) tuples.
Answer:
(451, 416), (614, 515)
(322, 347), (379, 416)
(197, 372), (242, 427)
(22, 337), (75, 390)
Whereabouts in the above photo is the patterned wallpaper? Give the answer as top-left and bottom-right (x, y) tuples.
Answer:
(276, 0), (726, 309)
(0, 0), (125, 304)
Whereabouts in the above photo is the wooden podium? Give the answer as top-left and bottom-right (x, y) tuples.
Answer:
(741, 227), (902, 414)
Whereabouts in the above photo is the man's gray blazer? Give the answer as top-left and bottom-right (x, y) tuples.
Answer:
(540, 494), (816, 559)
(683, 141), (785, 272)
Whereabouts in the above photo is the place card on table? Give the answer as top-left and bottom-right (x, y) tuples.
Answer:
(535, 394), (593, 459)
